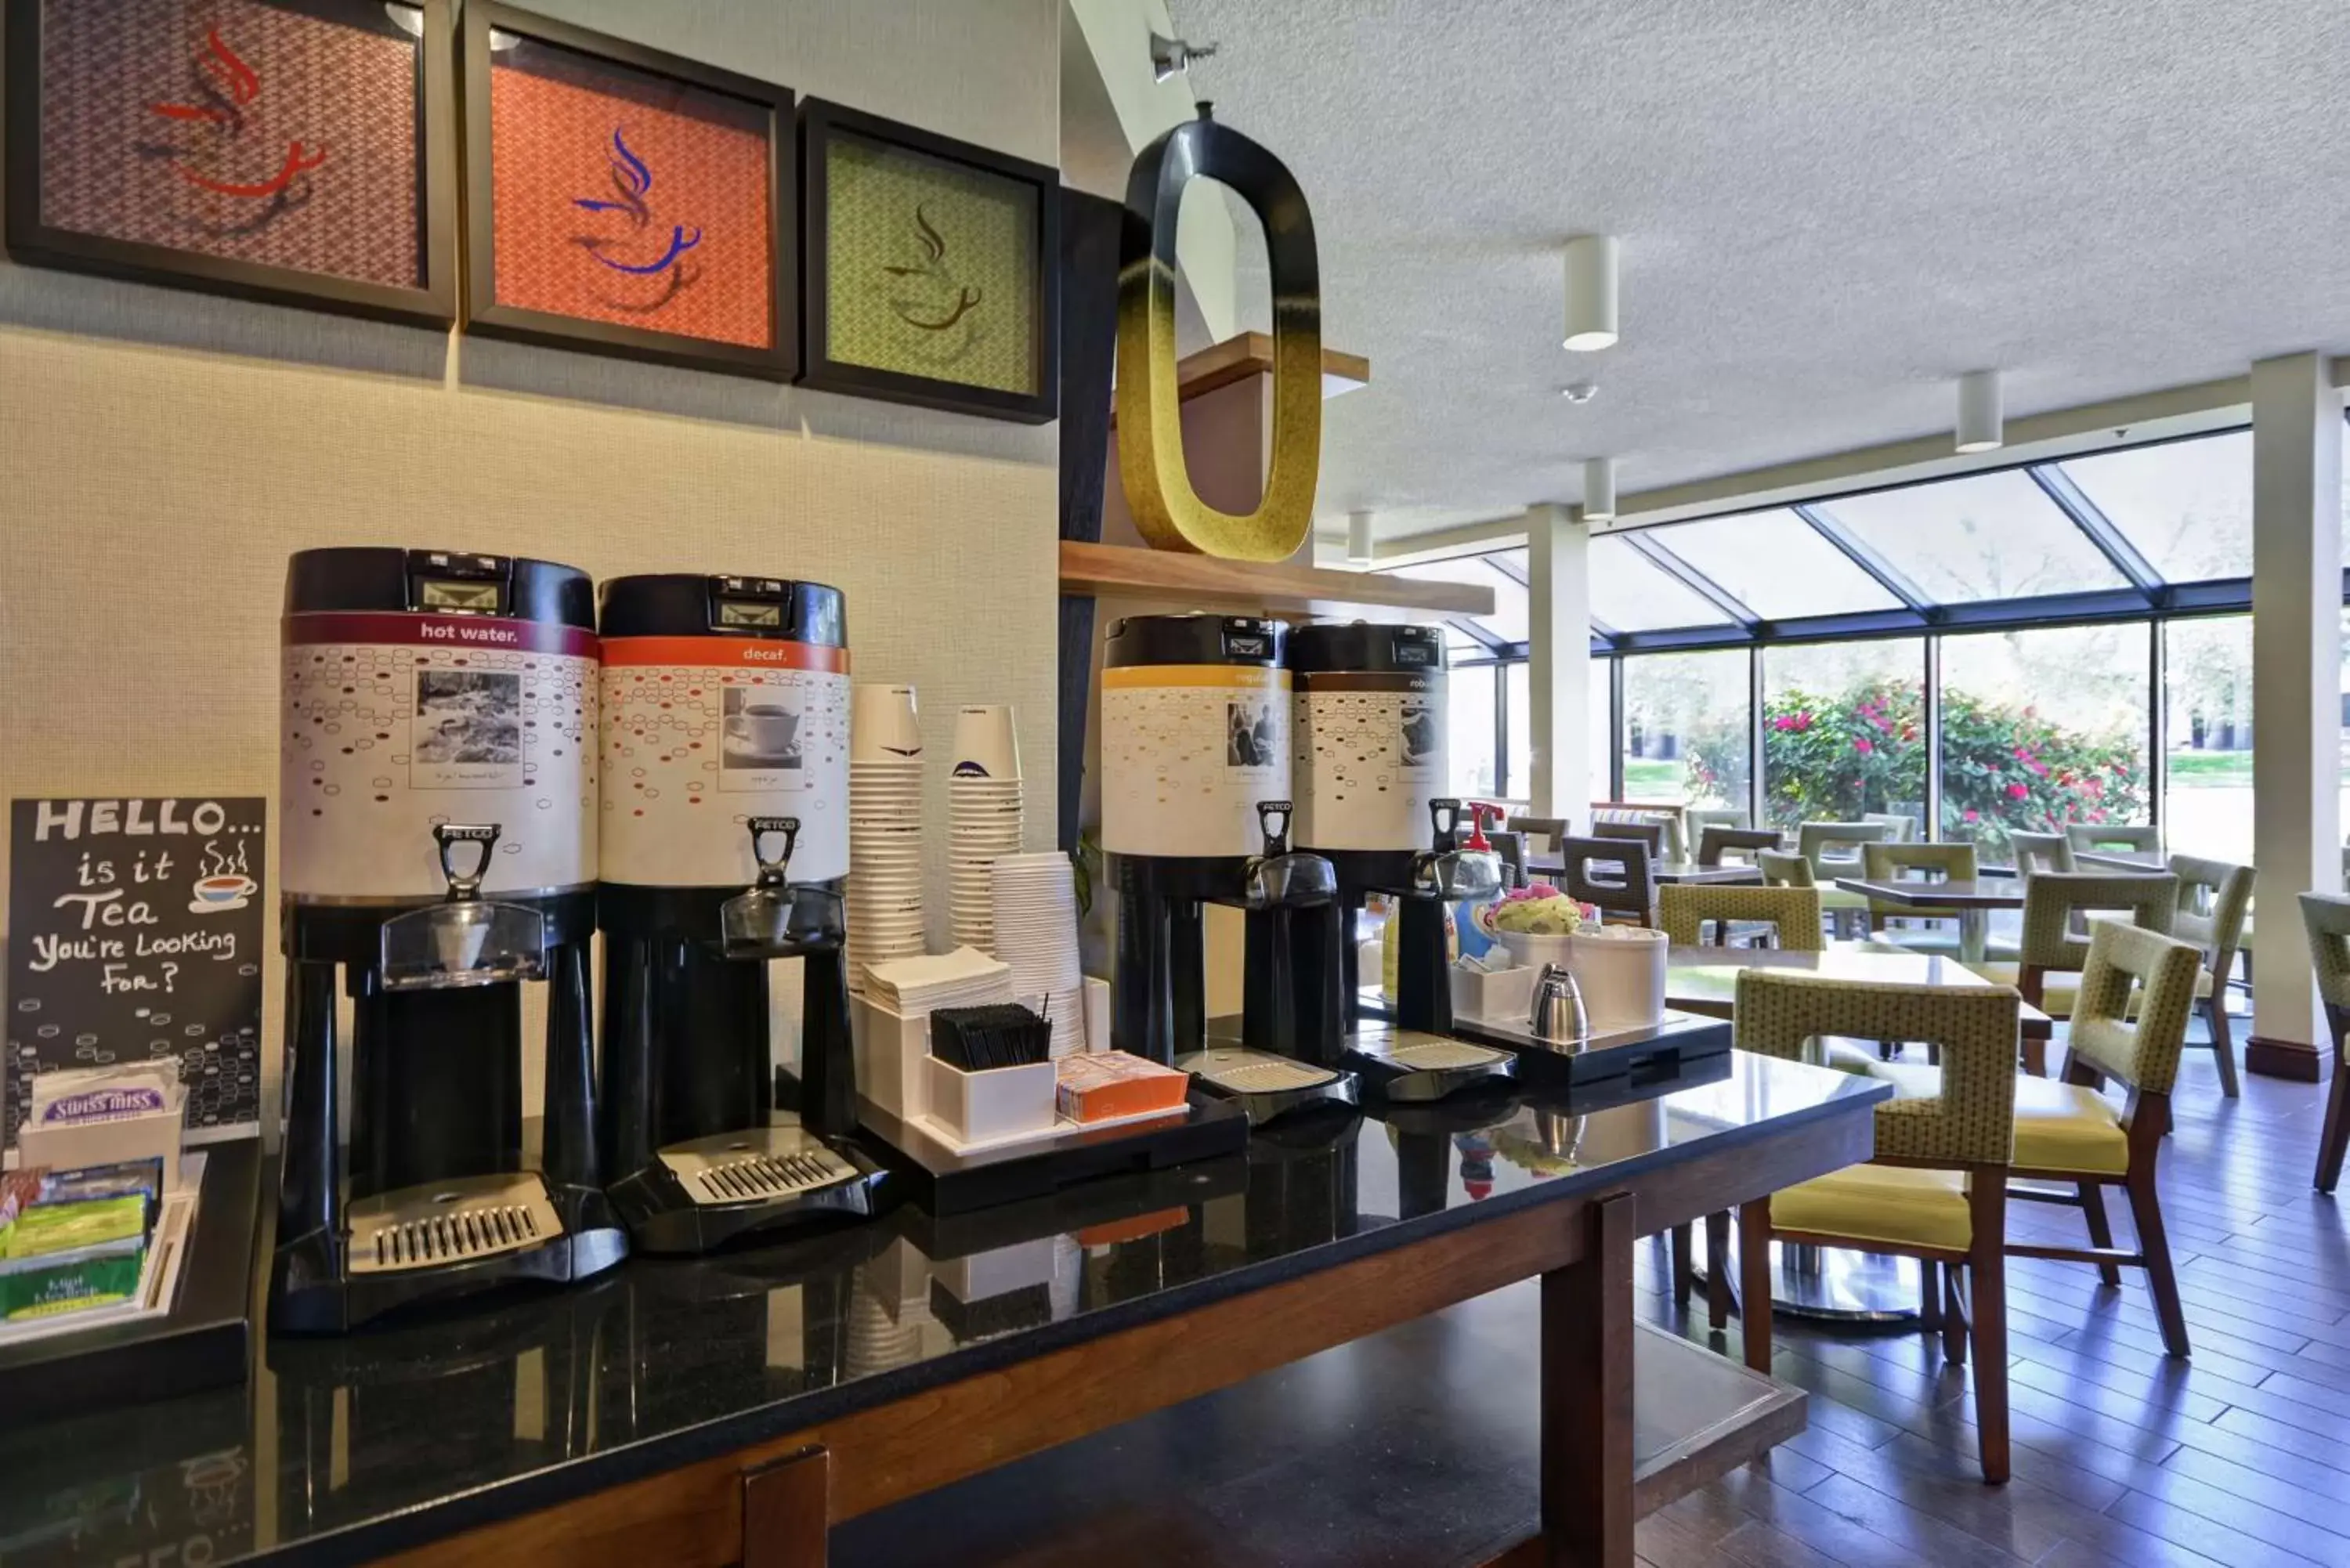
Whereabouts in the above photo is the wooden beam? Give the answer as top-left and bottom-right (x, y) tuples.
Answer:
(1061, 540), (1490, 617)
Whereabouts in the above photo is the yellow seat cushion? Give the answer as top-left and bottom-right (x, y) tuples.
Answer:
(1772, 1164), (1972, 1252)
(1818, 887), (1871, 911)
(1866, 1062), (2128, 1176)
(1966, 961), (2210, 1017)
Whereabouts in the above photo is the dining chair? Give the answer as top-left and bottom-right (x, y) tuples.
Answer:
(1591, 817), (1668, 859)
(1968, 872), (2177, 1075)
(2067, 824), (2160, 854)
(1592, 804), (1686, 862)
(1859, 842), (1976, 956)
(2166, 854), (2251, 1098)
(1864, 811), (1921, 844)
(1658, 884), (1824, 951)
(1509, 815), (1569, 857)
(1686, 807), (1752, 844)
(2008, 830), (2077, 876)
(1552, 835), (1656, 926)
(1798, 820), (1892, 940)
(1734, 970), (2019, 1483)
(1697, 826), (1783, 868)
(1867, 920), (2201, 1360)
(2303, 894), (2350, 1192)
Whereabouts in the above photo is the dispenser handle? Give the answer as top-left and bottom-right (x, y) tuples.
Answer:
(1256, 800), (1294, 857)
(747, 816), (800, 888)
(432, 824), (501, 902)
(1428, 797), (1463, 851)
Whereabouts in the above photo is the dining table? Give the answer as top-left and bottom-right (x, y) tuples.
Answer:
(1828, 873), (2030, 964)
(2077, 848), (2169, 873)
(1525, 858), (1765, 887)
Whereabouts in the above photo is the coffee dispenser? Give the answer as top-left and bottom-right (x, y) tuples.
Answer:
(273, 548), (621, 1333)
(1102, 614), (1352, 1121)
(595, 574), (884, 1254)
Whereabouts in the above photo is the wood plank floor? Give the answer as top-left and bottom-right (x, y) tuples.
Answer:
(837, 1034), (2350, 1568)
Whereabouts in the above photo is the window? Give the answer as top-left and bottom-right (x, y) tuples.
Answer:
(1818, 471), (2128, 602)
(1386, 553), (1528, 648)
(1760, 641), (1924, 834)
(1647, 509), (1901, 620)
(2165, 616), (2253, 865)
(1590, 657), (1614, 800)
(1589, 536), (1737, 630)
(1505, 663), (1530, 799)
(1621, 651), (1748, 807)
(2060, 433), (2251, 583)
(1940, 624), (2150, 862)
(1448, 663), (1499, 800)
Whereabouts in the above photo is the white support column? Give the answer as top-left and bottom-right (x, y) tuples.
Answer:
(2247, 352), (2342, 1078)
(1526, 503), (1593, 817)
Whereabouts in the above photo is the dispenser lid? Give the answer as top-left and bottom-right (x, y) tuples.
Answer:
(284, 547), (593, 628)
(1104, 612), (1285, 669)
(598, 573), (847, 645)
(1285, 622), (1447, 674)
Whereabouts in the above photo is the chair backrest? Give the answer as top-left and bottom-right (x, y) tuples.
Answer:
(1757, 850), (1814, 888)
(1510, 815), (1569, 855)
(2067, 919), (2206, 1096)
(1591, 818), (1667, 858)
(2066, 823), (2160, 853)
(1591, 804), (1684, 862)
(2008, 830), (2076, 876)
(1659, 884), (1824, 951)
(1734, 970), (2019, 1165)
(2018, 873), (2178, 974)
(1864, 811), (1921, 844)
(2165, 853), (2251, 981)
(1857, 842), (1976, 919)
(1798, 819), (1892, 873)
(1686, 807), (1752, 842)
(2298, 892), (2350, 1011)
(1698, 826), (1783, 867)
(1553, 834), (1655, 923)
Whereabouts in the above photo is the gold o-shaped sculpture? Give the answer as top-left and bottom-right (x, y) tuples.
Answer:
(1115, 107), (1322, 562)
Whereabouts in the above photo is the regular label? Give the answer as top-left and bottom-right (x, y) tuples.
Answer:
(1291, 674), (1447, 852)
(1101, 665), (1291, 858)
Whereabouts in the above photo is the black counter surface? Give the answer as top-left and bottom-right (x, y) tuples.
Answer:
(0, 1037), (1889, 1567)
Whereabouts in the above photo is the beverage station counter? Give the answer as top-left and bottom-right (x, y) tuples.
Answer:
(0, 1050), (1888, 1568)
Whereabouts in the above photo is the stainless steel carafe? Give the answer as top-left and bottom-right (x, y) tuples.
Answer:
(1529, 963), (1589, 1046)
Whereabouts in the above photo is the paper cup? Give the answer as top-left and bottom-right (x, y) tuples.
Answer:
(949, 705), (1020, 781)
(852, 685), (924, 763)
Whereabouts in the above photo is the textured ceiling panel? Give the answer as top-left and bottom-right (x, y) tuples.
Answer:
(1173, 0), (2350, 538)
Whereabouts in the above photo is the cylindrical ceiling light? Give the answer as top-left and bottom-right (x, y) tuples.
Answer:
(1346, 510), (1375, 565)
(1562, 235), (1619, 352)
(1956, 370), (2004, 453)
(1582, 457), (1618, 522)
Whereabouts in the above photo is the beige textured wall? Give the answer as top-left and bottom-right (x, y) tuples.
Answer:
(0, 0), (1062, 1127)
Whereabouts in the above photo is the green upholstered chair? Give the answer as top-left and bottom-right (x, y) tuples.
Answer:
(1658, 884), (1824, 952)
(1869, 920), (2202, 1360)
(2008, 830), (2076, 876)
(1864, 811), (1921, 844)
(1686, 807), (1752, 845)
(1734, 970), (2020, 1484)
(2165, 854), (2251, 1098)
(1798, 820), (1893, 940)
(1591, 804), (1686, 862)
(1968, 872), (2176, 1074)
(1697, 826), (1783, 868)
(1509, 816), (1569, 857)
(1758, 850), (1813, 887)
(2304, 894), (2350, 1192)
(2066, 824), (2160, 854)
(1859, 842), (1976, 956)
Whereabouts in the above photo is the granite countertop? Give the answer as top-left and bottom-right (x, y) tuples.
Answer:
(0, 1045), (1887, 1567)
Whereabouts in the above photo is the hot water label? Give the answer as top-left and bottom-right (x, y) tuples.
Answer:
(1101, 665), (1292, 859)
(6, 797), (266, 1150)
(1292, 672), (1447, 852)
(598, 637), (851, 887)
(280, 613), (598, 899)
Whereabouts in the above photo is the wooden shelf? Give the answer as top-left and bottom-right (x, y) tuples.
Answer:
(1170, 331), (1371, 400)
(1060, 540), (1493, 617)
(1629, 1322), (1809, 1517)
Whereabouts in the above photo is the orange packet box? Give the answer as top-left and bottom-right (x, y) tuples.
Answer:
(1054, 1051), (1189, 1124)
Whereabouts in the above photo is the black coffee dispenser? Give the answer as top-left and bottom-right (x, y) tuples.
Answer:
(272, 547), (622, 1334)
(594, 574), (884, 1254)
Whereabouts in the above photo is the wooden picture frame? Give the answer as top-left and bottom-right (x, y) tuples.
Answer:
(460, 4), (796, 380)
(2, 0), (458, 327)
(799, 98), (1059, 424)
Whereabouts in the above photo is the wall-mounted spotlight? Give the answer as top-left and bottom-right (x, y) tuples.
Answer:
(1581, 457), (1618, 522)
(1956, 369), (2004, 453)
(1562, 235), (1619, 352)
(1346, 510), (1375, 565)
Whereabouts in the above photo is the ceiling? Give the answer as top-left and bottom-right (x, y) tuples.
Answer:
(1165, 0), (2350, 543)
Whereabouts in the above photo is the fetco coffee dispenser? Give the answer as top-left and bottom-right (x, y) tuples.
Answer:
(1103, 614), (1350, 1119)
(273, 548), (621, 1333)
(595, 573), (884, 1254)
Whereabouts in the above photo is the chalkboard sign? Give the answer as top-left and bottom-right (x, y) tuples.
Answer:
(6, 798), (267, 1150)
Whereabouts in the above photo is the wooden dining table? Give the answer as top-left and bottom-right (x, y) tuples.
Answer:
(1663, 940), (2053, 1039)
(1525, 858), (1765, 887)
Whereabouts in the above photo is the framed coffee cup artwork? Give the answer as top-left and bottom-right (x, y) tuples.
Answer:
(2, 0), (459, 326)
(798, 98), (1059, 424)
(459, 5), (797, 380)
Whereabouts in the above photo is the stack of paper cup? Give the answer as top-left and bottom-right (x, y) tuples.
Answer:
(989, 853), (1084, 1056)
(848, 684), (927, 989)
(949, 705), (1024, 951)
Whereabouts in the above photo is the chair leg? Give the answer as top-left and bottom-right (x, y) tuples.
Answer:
(2125, 1162), (2190, 1358)
(1705, 1209), (1737, 1329)
(1940, 1263), (1968, 1365)
(1918, 1259), (1941, 1331)
(2021, 1038), (2047, 1077)
(1738, 1201), (1773, 1373)
(2078, 1181), (2123, 1288)
(1669, 1223), (1694, 1309)
(2319, 1059), (2350, 1195)
(2205, 995), (2240, 1099)
(1969, 1183), (2011, 1485)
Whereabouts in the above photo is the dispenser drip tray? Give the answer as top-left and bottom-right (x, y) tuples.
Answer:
(1177, 1046), (1360, 1125)
(347, 1172), (563, 1274)
(1383, 1038), (1511, 1072)
(658, 1126), (862, 1207)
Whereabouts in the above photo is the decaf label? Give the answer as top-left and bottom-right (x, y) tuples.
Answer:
(5, 797), (267, 1150)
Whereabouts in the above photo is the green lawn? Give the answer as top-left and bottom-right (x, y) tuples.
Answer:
(2167, 750), (2253, 786)
(1623, 759), (1683, 793)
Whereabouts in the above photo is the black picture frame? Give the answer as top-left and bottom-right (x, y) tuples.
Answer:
(2, 0), (459, 327)
(458, 4), (797, 381)
(798, 98), (1060, 424)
